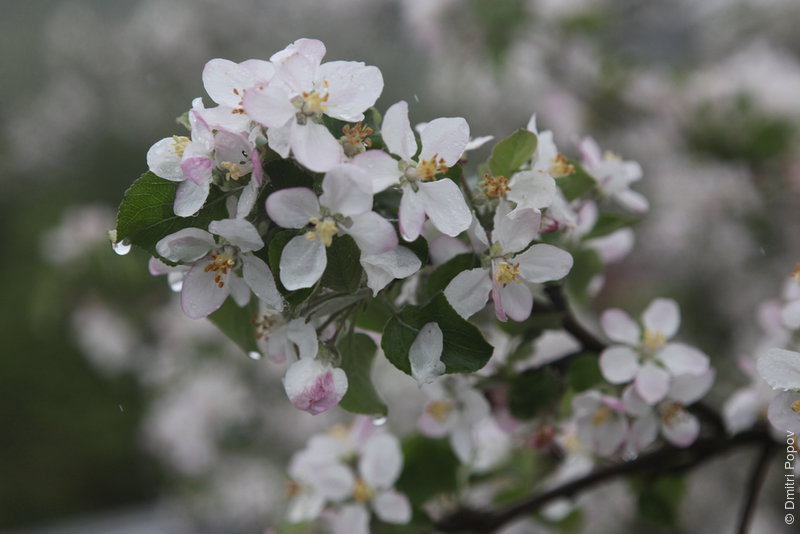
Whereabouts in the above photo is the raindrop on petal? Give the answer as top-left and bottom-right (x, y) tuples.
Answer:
(372, 415), (387, 426)
(248, 351), (263, 361)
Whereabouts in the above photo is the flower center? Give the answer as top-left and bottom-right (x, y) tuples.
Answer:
(791, 399), (800, 415)
(172, 135), (190, 157)
(426, 400), (454, 423)
(306, 217), (338, 247)
(792, 262), (800, 283)
(592, 406), (613, 426)
(549, 153), (575, 178)
(415, 153), (448, 181)
(204, 251), (236, 288)
(481, 173), (510, 198)
(353, 478), (374, 502)
(219, 161), (245, 181)
(254, 313), (282, 340)
(286, 479), (302, 498)
(661, 402), (685, 425)
(643, 329), (666, 353)
(340, 122), (374, 157)
(604, 150), (622, 162)
(495, 261), (521, 287)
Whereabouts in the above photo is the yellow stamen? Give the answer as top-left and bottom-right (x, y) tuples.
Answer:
(253, 314), (280, 340)
(592, 406), (613, 426)
(204, 252), (236, 288)
(643, 329), (666, 352)
(426, 400), (454, 423)
(353, 478), (374, 502)
(172, 135), (190, 158)
(301, 90), (329, 115)
(481, 173), (511, 198)
(549, 153), (575, 178)
(791, 399), (800, 414)
(306, 217), (338, 247)
(662, 402), (685, 425)
(495, 261), (521, 287)
(341, 122), (374, 157)
(219, 161), (244, 181)
(416, 153), (448, 181)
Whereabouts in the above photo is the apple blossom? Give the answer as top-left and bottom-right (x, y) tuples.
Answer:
(283, 356), (348, 415)
(572, 390), (628, 457)
(578, 136), (648, 213)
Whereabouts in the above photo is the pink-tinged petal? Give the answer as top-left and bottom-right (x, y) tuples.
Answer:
(642, 298), (681, 339)
(491, 283), (507, 322)
(635, 363), (670, 405)
(148, 256), (175, 276)
(628, 413), (658, 453)
(599, 346), (640, 384)
(147, 138), (185, 181)
(241, 253), (284, 311)
(600, 309), (641, 345)
(208, 218), (263, 252)
(614, 189), (649, 213)
(419, 117), (470, 166)
(766, 391), (800, 434)
(359, 433), (403, 489)
(290, 121), (344, 173)
(586, 228), (635, 264)
(242, 83), (295, 129)
(668, 369), (715, 405)
(495, 282), (533, 322)
(577, 136), (603, 167)
(320, 164), (373, 216)
(757, 348), (800, 391)
(345, 211), (398, 254)
(283, 358), (348, 415)
(428, 234), (470, 266)
(192, 105), (250, 135)
(398, 186), (426, 241)
(280, 236), (327, 290)
(360, 246), (421, 295)
(227, 273), (251, 307)
(155, 228), (215, 263)
(444, 268), (492, 320)
(658, 342), (709, 376)
(202, 58), (273, 108)
(180, 155), (213, 186)
(240, 59), (275, 82)
(493, 201), (540, 254)
(382, 101), (417, 161)
(213, 129), (253, 168)
(662, 411), (699, 447)
(275, 53), (317, 93)
(723, 388), (763, 435)
(373, 490), (412, 524)
(318, 61), (384, 122)
(351, 150), (401, 193)
(266, 187), (320, 228)
(409, 322), (445, 386)
(180, 261), (231, 318)
(506, 171), (556, 212)
(515, 244), (573, 283)
(782, 299), (800, 330)
(174, 179), (210, 217)
(327, 504), (369, 534)
(271, 38), (326, 67)
(417, 179), (471, 237)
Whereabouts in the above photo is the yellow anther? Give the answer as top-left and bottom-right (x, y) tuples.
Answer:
(792, 263), (800, 283)
(426, 400), (454, 423)
(592, 406), (613, 426)
(549, 153), (575, 178)
(643, 329), (666, 352)
(301, 90), (329, 115)
(604, 150), (622, 162)
(416, 153), (448, 181)
(341, 122), (374, 157)
(495, 261), (521, 287)
(172, 135), (190, 157)
(253, 314), (280, 340)
(353, 478), (374, 502)
(481, 173), (511, 198)
(307, 217), (338, 247)
(219, 161), (244, 181)
(204, 252), (236, 288)
(791, 399), (800, 415)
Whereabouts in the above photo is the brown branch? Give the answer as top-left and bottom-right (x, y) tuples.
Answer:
(736, 439), (776, 534)
(435, 427), (772, 534)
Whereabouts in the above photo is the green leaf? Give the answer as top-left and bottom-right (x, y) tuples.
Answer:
(635, 475), (687, 528)
(337, 332), (387, 416)
(508, 367), (561, 420)
(207, 297), (259, 355)
(264, 158), (315, 190)
(396, 435), (460, 505)
(353, 298), (393, 333)
(566, 354), (603, 392)
(321, 235), (363, 292)
(115, 172), (228, 258)
(556, 163), (596, 201)
(418, 253), (478, 303)
(583, 213), (637, 240)
(488, 129), (538, 179)
(381, 294), (493, 375)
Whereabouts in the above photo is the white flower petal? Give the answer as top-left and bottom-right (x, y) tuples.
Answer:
(614, 189), (649, 213)
(444, 268), (492, 320)
(280, 236), (327, 290)
(174, 179), (210, 217)
(628, 413), (658, 453)
(236, 179), (259, 219)
(345, 211), (398, 254)
(782, 299), (800, 330)
(767, 391), (800, 434)
(283, 358), (348, 415)
(757, 348), (800, 391)
(600, 309), (641, 345)
(242, 83), (296, 129)
(360, 246), (421, 295)
(351, 150), (402, 193)
(419, 117), (470, 166)
(493, 201), (540, 254)
(417, 179), (471, 237)
(507, 171), (556, 211)
(265, 187), (320, 228)
(398, 186), (426, 242)
(599, 346), (640, 384)
(635, 363), (670, 405)
(658, 343), (709, 376)
(320, 165), (373, 216)
(622, 385), (651, 417)
(723, 388), (763, 435)
(586, 228), (635, 264)
(662, 411), (700, 447)
(319, 61), (383, 122)
(382, 101), (417, 161)
(642, 298), (681, 339)
(495, 282), (533, 322)
(290, 121), (344, 173)
(147, 137), (185, 181)
(180, 261), (230, 318)
(515, 244), (573, 283)
(409, 322), (445, 386)
(668, 369), (715, 405)
(328, 504), (369, 534)
(359, 433), (403, 489)
(227, 274), (251, 307)
(242, 253), (284, 310)
(208, 218), (263, 252)
(155, 228), (215, 263)
(373, 490), (412, 524)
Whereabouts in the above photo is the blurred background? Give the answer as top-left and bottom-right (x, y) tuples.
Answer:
(1, 0), (799, 532)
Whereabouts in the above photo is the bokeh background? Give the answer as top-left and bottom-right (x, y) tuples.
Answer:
(2, 0), (799, 532)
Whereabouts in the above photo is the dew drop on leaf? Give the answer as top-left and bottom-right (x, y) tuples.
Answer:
(112, 239), (132, 256)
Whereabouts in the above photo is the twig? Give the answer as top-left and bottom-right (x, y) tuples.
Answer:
(543, 285), (607, 354)
(736, 439), (775, 534)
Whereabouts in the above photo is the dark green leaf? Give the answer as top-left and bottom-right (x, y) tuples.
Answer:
(508, 367), (561, 420)
(381, 294), (493, 375)
(635, 475), (687, 528)
(353, 298), (393, 333)
(115, 172), (228, 258)
(567, 354), (603, 392)
(418, 253), (478, 303)
(556, 163), (595, 201)
(584, 213), (638, 240)
(488, 129), (538, 179)
(207, 297), (259, 355)
(264, 158), (315, 191)
(337, 332), (387, 416)
(396, 435), (460, 505)
(321, 235), (363, 292)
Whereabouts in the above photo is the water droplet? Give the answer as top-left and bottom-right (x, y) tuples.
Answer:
(112, 239), (131, 256)
(248, 351), (263, 361)
(372, 416), (387, 426)
(118, 404), (124, 412)
(168, 273), (184, 292)
(413, 94), (419, 103)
